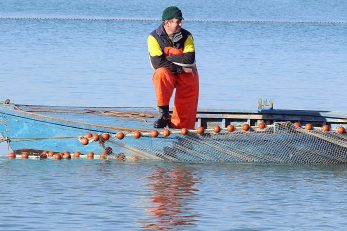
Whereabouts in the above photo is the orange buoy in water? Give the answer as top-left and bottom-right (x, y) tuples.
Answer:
(102, 133), (110, 141)
(213, 126), (221, 133)
(8, 152), (16, 159)
(21, 152), (29, 159)
(130, 155), (139, 161)
(73, 152), (81, 158)
(47, 151), (54, 157)
(151, 130), (159, 138)
(181, 128), (188, 135)
(133, 131), (142, 139)
(93, 134), (100, 141)
(294, 122), (301, 128)
(197, 127), (205, 135)
(116, 153), (126, 161)
(54, 153), (62, 160)
(80, 137), (89, 145)
(163, 129), (171, 137)
(242, 124), (250, 131)
(117, 132), (125, 140)
(227, 124), (235, 132)
(87, 152), (94, 159)
(305, 123), (313, 130)
(100, 153), (107, 159)
(63, 152), (71, 159)
(322, 124), (330, 132)
(85, 133), (93, 139)
(337, 126), (346, 134)
(105, 147), (113, 154)
(258, 122), (266, 129)
(40, 153), (48, 159)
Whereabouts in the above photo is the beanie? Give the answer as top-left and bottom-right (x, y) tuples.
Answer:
(162, 6), (184, 21)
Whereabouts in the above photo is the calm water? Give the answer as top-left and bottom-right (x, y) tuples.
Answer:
(1, 0), (347, 230)
(2, 159), (347, 230)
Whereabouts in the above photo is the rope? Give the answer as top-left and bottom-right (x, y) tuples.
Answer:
(9, 136), (77, 142)
(1, 16), (347, 24)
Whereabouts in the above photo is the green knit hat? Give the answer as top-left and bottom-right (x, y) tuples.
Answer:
(162, 6), (184, 21)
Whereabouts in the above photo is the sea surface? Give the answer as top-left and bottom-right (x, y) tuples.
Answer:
(1, 0), (347, 230)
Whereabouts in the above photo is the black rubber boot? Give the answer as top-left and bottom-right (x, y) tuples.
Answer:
(153, 106), (170, 128)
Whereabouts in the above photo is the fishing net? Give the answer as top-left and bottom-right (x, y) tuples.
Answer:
(2, 104), (347, 164)
(106, 122), (347, 164)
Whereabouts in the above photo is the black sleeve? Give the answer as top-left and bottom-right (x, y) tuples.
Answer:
(165, 52), (195, 64)
(150, 55), (182, 73)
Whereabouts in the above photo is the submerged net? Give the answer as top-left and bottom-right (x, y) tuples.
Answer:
(106, 122), (347, 164)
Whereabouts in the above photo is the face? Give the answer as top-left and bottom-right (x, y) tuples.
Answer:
(164, 18), (182, 34)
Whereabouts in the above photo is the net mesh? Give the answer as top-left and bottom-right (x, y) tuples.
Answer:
(106, 122), (347, 164)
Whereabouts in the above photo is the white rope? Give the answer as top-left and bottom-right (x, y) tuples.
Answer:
(0, 16), (346, 24)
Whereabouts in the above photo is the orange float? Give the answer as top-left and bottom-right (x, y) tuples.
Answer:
(294, 122), (301, 128)
(105, 147), (113, 154)
(63, 152), (71, 159)
(197, 127), (204, 135)
(151, 130), (159, 138)
(85, 133), (93, 139)
(117, 132), (125, 140)
(21, 152), (29, 159)
(40, 153), (47, 159)
(305, 123), (313, 130)
(226, 124), (235, 132)
(242, 124), (250, 131)
(322, 124), (330, 132)
(100, 153), (107, 159)
(80, 137), (89, 145)
(93, 134), (100, 141)
(213, 125), (221, 133)
(337, 126), (346, 134)
(258, 122), (266, 129)
(163, 129), (171, 137)
(181, 128), (188, 135)
(8, 152), (16, 159)
(54, 153), (62, 160)
(101, 133), (110, 141)
(73, 152), (81, 158)
(133, 131), (142, 139)
(116, 153), (126, 161)
(130, 155), (139, 161)
(87, 152), (94, 159)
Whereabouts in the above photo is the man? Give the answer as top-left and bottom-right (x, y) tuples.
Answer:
(147, 6), (199, 129)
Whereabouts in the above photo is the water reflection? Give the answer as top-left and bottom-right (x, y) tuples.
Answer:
(142, 166), (200, 230)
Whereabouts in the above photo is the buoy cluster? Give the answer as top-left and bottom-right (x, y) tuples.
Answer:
(7, 149), (139, 161)
(293, 122), (346, 134)
(7, 150), (111, 160)
(78, 122), (347, 144)
(75, 123), (266, 146)
(78, 124), (262, 144)
(79, 133), (110, 145)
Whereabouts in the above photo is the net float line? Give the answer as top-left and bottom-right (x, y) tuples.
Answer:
(3, 123), (346, 145)
(7, 153), (136, 160)
(6, 151), (139, 161)
(0, 16), (347, 24)
(106, 124), (347, 140)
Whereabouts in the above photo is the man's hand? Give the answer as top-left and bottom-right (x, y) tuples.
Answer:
(182, 67), (193, 73)
(183, 67), (197, 74)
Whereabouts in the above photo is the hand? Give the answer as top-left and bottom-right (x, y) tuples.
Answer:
(182, 67), (193, 73)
